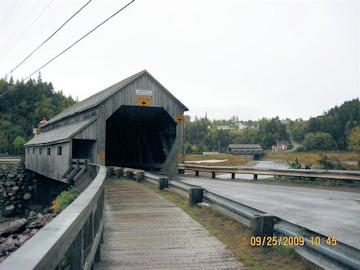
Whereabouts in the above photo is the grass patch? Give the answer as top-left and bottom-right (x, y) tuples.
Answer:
(262, 151), (359, 170)
(185, 153), (247, 166)
(272, 175), (360, 188)
(129, 180), (321, 270)
(0, 162), (19, 167)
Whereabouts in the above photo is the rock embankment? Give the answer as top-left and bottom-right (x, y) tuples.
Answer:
(0, 164), (57, 262)
(0, 209), (55, 262)
(0, 164), (34, 217)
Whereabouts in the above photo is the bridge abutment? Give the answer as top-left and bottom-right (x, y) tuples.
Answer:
(33, 173), (70, 205)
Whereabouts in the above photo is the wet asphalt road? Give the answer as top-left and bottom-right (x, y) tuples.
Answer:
(172, 175), (360, 250)
(0, 158), (20, 162)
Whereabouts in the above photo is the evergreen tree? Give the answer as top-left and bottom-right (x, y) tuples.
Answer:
(0, 78), (76, 155)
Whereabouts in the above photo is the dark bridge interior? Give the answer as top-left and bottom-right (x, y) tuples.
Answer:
(105, 106), (177, 171)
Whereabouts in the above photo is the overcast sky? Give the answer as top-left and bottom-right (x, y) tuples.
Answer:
(1, 0), (359, 121)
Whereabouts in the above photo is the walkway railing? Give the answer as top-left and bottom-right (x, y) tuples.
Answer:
(178, 164), (360, 181)
(0, 164), (107, 270)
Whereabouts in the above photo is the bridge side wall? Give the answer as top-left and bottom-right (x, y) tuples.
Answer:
(25, 142), (71, 181)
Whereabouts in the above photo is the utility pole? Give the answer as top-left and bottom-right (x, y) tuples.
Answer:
(218, 140), (221, 153)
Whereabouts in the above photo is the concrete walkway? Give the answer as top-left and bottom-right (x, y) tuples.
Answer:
(95, 178), (244, 269)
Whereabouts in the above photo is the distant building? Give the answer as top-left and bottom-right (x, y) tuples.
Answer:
(272, 140), (290, 152)
(217, 126), (230, 130)
(228, 144), (263, 155)
(281, 119), (291, 125)
(239, 123), (248, 129)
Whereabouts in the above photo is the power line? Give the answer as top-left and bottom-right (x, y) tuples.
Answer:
(0, 0), (19, 29)
(24, 0), (135, 81)
(1, 0), (42, 52)
(1, 0), (54, 61)
(5, 0), (92, 75)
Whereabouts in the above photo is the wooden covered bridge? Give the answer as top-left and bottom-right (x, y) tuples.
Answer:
(5, 70), (245, 269)
(24, 70), (188, 184)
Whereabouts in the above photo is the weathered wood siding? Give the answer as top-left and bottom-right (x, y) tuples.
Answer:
(73, 121), (97, 140)
(42, 109), (98, 132)
(25, 143), (70, 182)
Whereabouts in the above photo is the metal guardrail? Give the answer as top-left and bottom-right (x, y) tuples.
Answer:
(143, 173), (360, 270)
(0, 164), (107, 270)
(178, 164), (360, 181)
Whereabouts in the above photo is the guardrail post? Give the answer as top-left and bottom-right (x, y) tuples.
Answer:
(95, 243), (101, 262)
(126, 170), (133, 180)
(107, 167), (113, 178)
(211, 172), (216, 179)
(159, 177), (168, 190)
(250, 213), (274, 238)
(69, 228), (84, 269)
(189, 188), (204, 207)
(116, 168), (123, 179)
(136, 171), (144, 183)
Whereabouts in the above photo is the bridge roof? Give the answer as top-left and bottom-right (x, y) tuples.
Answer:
(228, 144), (262, 149)
(44, 70), (188, 126)
(25, 117), (96, 146)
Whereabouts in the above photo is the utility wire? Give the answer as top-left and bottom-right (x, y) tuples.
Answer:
(0, 0), (19, 29)
(3, 0), (91, 70)
(0, 0), (135, 98)
(23, 0), (135, 81)
(1, 0), (54, 61)
(1, 0), (42, 51)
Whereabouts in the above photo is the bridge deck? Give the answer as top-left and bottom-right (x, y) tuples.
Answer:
(95, 178), (244, 269)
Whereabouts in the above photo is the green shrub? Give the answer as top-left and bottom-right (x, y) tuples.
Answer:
(288, 158), (311, 169)
(295, 146), (306, 152)
(317, 153), (344, 170)
(51, 187), (80, 214)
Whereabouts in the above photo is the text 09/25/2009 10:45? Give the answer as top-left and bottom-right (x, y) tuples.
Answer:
(250, 236), (337, 246)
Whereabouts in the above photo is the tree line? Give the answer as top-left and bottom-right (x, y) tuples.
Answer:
(0, 75), (76, 155)
(185, 98), (360, 154)
(0, 75), (358, 156)
(184, 116), (290, 154)
(287, 98), (359, 151)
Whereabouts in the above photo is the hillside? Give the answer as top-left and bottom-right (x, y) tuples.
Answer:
(0, 76), (76, 155)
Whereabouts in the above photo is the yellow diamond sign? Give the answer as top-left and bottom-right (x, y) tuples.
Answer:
(137, 96), (151, 106)
(176, 115), (184, 122)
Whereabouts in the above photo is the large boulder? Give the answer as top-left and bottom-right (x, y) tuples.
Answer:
(4, 205), (15, 217)
(6, 174), (16, 180)
(0, 218), (27, 237)
(0, 236), (19, 254)
(4, 181), (16, 187)
(17, 234), (30, 245)
(27, 214), (46, 229)
(27, 211), (37, 220)
(23, 193), (32, 200)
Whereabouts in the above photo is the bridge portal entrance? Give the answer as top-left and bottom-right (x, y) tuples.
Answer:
(105, 105), (177, 171)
